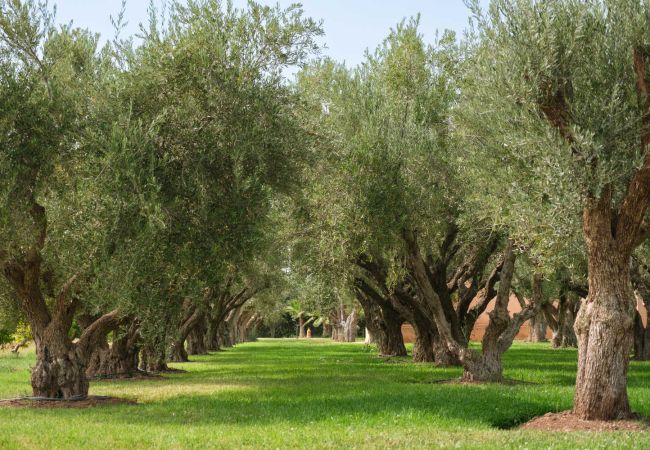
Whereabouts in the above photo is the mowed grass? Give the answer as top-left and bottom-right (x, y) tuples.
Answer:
(0, 340), (648, 449)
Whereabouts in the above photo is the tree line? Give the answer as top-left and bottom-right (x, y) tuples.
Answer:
(1, 0), (650, 423)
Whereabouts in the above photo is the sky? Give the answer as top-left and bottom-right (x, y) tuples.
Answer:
(53, 1), (486, 67)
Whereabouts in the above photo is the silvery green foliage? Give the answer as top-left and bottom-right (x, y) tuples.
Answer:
(294, 19), (463, 292)
(457, 0), (650, 272)
(0, 0), (323, 332)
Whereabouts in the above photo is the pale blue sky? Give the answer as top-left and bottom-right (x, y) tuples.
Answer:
(53, 1), (486, 66)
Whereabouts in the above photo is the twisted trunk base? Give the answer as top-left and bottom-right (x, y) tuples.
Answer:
(32, 342), (88, 398)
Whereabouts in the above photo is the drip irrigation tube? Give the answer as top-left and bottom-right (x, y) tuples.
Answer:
(0, 395), (112, 402)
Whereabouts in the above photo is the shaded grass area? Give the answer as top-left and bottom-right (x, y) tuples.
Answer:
(0, 339), (648, 449)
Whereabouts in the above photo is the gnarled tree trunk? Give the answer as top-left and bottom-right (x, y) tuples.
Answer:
(355, 280), (407, 356)
(573, 200), (636, 420)
(86, 320), (140, 379)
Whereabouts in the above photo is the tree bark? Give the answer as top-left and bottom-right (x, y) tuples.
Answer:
(187, 314), (208, 355)
(298, 315), (305, 339)
(412, 325), (435, 363)
(527, 312), (547, 342)
(632, 260), (650, 360)
(354, 279), (407, 356)
(169, 300), (203, 363)
(86, 320), (140, 378)
(573, 200), (636, 420)
(140, 339), (170, 373)
(404, 231), (538, 382)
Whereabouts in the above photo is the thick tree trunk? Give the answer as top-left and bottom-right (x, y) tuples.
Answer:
(323, 323), (332, 338)
(140, 340), (170, 373)
(169, 338), (189, 362)
(412, 323), (435, 363)
(378, 314), (406, 356)
(355, 285), (407, 356)
(573, 205), (636, 420)
(187, 315), (208, 356)
(32, 331), (88, 398)
(205, 318), (221, 351)
(432, 331), (459, 367)
(404, 231), (537, 382)
(341, 309), (358, 342)
(86, 322), (140, 378)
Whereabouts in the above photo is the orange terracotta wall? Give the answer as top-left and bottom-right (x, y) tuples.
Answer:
(400, 296), (648, 343)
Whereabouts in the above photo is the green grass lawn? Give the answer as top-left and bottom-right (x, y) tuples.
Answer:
(0, 339), (648, 449)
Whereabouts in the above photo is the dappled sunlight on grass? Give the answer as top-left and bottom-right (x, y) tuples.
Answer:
(0, 339), (648, 448)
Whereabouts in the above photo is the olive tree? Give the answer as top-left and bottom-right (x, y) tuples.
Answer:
(460, 0), (650, 419)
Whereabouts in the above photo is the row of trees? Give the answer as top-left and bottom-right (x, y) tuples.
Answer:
(2, 0), (650, 423)
(285, 0), (650, 422)
(0, 0), (322, 397)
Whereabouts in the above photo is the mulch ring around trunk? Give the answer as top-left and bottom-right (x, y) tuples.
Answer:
(0, 395), (137, 409)
(520, 411), (650, 431)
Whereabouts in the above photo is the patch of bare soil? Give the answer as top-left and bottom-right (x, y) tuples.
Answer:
(0, 396), (136, 409)
(520, 411), (649, 432)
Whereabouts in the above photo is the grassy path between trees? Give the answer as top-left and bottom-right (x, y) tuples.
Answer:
(0, 339), (648, 449)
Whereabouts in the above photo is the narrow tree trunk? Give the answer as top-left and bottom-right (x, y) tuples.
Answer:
(558, 298), (578, 348)
(298, 315), (305, 339)
(632, 263), (650, 361)
(527, 312), (547, 342)
(323, 323), (332, 338)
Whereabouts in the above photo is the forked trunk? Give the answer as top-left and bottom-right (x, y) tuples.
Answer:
(86, 321), (140, 378)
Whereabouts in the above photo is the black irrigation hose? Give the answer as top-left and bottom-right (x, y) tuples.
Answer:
(91, 369), (154, 380)
(0, 395), (112, 402)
